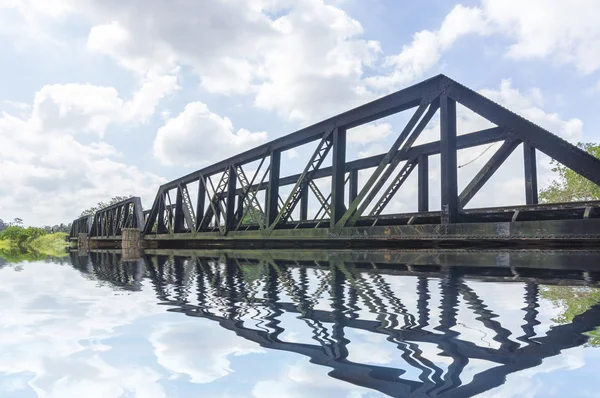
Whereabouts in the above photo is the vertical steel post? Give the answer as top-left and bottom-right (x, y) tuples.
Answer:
(236, 192), (244, 224)
(174, 186), (184, 233)
(440, 94), (458, 223)
(418, 154), (429, 212)
(226, 166), (237, 231)
(123, 202), (130, 229)
(157, 191), (167, 233)
(266, 150), (281, 226)
(300, 183), (308, 221)
(349, 169), (358, 204)
(195, 178), (206, 231)
(523, 142), (538, 205)
(331, 128), (347, 227)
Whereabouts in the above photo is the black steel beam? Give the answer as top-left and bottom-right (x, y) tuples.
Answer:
(236, 193), (244, 225)
(349, 169), (358, 204)
(418, 155), (429, 212)
(74, 74), (600, 240)
(300, 183), (308, 221)
(440, 94), (458, 223)
(240, 127), (507, 195)
(459, 139), (520, 208)
(523, 142), (538, 205)
(195, 179), (206, 231)
(174, 186), (185, 233)
(157, 192), (167, 234)
(331, 128), (347, 226)
(226, 166), (237, 231)
(338, 102), (431, 228)
(88, 197), (145, 238)
(266, 150), (281, 226)
(157, 75), (446, 191)
(448, 79), (600, 188)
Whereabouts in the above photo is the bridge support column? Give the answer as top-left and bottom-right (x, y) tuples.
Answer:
(77, 233), (88, 251)
(122, 228), (144, 260)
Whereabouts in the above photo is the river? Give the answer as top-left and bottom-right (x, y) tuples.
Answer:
(0, 249), (599, 397)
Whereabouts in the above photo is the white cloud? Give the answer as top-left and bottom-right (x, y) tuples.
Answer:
(286, 148), (300, 159)
(348, 122), (392, 145)
(368, 1), (600, 92)
(479, 79), (583, 142)
(153, 102), (268, 167)
(0, 261), (169, 397)
(366, 5), (488, 90)
(484, 0), (600, 73)
(7, 0), (382, 124)
(0, 79), (170, 226)
(29, 73), (178, 137)
(150, 320), (264, 384)
(252, 358), (381, 398)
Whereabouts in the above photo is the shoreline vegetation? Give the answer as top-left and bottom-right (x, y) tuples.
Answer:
(0, 227), (69, 262)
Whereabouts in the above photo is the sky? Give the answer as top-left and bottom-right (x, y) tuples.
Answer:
(1, 0), (599, 226)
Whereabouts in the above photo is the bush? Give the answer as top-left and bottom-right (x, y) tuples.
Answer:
(0, 226), (49, 249)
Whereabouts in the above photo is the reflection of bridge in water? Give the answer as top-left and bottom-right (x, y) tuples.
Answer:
(70, 249), (600, 397)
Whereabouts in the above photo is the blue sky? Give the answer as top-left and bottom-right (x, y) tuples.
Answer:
(0, 0), (599, 225)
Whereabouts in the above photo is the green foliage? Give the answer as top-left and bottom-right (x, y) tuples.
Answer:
(240, 205), (266, 225)
(0, 230), (68, 262)
(29, 232), (69, 256)
(0, 247), (49, 263)
(80, 195), (133, 217)
(540, 285), (600, 347)
(0, 226), (48, 249)
(240, 264), (264, 284)
(539, 142), (600, 203)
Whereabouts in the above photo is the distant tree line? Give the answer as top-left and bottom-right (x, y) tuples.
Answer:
(0, 218), (71, 234)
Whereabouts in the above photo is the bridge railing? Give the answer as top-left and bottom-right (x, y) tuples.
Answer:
(89, 197), (145, 238)
(69, 215), (93, 240)
(71, 75), (600, 240)
(139, 74), (600, 238)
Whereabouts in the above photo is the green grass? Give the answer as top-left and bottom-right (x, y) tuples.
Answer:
(29, 232), (69, 256)
(0, 232), (69, 261)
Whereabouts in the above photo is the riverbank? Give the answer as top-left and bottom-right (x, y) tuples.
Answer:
(0, 230), (68, 260)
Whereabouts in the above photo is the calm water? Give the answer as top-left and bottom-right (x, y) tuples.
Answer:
(1, 249), (600, 397)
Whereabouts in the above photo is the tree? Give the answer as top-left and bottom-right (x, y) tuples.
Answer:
(0, 219), (7, 232)
(80, 195), (133, 217)
(240, 205), (266, 225)
(0, 226), (47, 249)
(11, 218), (23, 227)
(539, 142), (600, 203)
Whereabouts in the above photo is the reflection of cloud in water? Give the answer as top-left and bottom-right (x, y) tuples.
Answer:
(0, 262), (166, 397)
(252, 358), (386, 398)
(149, 319), (265, 383)
(483, 346), (587, 398)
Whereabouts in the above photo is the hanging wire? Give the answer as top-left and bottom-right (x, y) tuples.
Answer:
(458, 142), (499, 169)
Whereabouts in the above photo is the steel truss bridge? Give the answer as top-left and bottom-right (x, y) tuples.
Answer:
(69, 249), (600, 397)
(70, 75), (600, 247)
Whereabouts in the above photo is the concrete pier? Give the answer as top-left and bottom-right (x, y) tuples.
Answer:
(77, 233), (88, 251)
